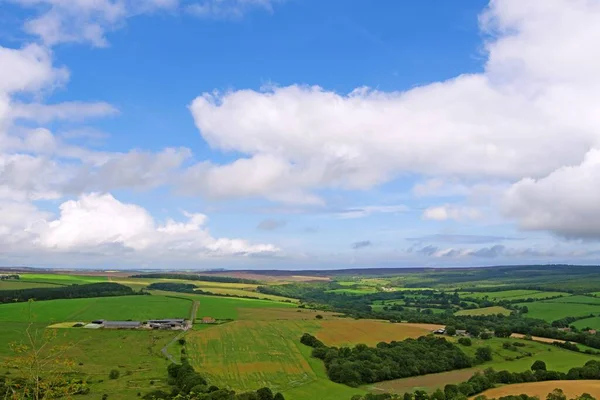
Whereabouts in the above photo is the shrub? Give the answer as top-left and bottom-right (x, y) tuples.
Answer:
(315, 314), (323, 320)
(458, 338), (472, 346)
(476, 346), (493, 362)
(178, 338), (186, 345)
(531, 360), (547, 371)
(109, 369), (120, 379)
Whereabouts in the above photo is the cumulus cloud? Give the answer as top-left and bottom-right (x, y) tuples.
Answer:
(6, 193), (279, 259)
(185, 0), (600, 241)
(503, 149), (600, 239)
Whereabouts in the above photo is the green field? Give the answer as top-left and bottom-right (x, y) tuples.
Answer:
(19, 273), (107, 285)
(326, 288), (380, 295)
(0, 295), (192, 323)
(0, 280), (62, 290)
(187, 319), (366, 400)
(149, 290), (296, 320)
(542, 295), (600, 305)
(455, 306), (511, 316)
(572, 316), (600, 330)
(518, 301), (600, 322)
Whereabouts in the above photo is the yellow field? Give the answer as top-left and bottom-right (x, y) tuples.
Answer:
(475, 381), (600, 399)
(315, 320), (443, 346)
(455, 306), (511, 316)
(238, 307), (342, 320)
(511, 333), (565, 344)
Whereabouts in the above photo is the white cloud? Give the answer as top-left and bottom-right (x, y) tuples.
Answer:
(184, 1), (600, 215)
(423, 205), (482, 222)
(13, 193), (279, 258)
(12, 0), (177, 47)
(503, 149), (600, 239)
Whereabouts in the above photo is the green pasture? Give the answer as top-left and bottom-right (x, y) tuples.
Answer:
(543, 295), (600, 305)
(325, 288), (379, 295)
(517, 301), (600, 322)
(149, 290), (295, 320)
(572, 316), (600, 330)
(0, 295), (192, 323)
(1, 323), (175, 400)
(455, 306), (511, 316)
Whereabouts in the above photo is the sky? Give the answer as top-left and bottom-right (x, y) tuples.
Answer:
(1, 0), (600, 270)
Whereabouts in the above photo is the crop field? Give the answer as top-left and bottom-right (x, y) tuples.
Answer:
(517, 301), (600, 321)
(0, 295), (192, 323)
(325, 288), (380, 295)
(454, 306), (511, 316)
(0, 280), (62, 290)
(475, 381), (600, 399)
(186, 318), (443, 400)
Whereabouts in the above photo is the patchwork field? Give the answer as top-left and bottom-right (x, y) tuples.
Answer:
(455, 306), (511, 316)
(475, 381), (600, 399)
(0, 295), (192, 323)
(367, 337), (600, 394)
(19, 273), (108, 285)
(186, 318), (444, 400)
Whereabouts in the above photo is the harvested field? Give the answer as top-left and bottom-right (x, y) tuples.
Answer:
(475, 381), (600, 399)
(368, 368), (481, 393)
(238, 308), (342, 321)
(511, 333), (565, 343)
(315, 321), (443, 346)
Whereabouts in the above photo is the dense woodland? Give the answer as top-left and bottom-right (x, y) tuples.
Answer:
(131, 273), (259, 284)
(143, 359), (285, 400)
(301, 334), (473, 386)
(0, 282), (140, 303)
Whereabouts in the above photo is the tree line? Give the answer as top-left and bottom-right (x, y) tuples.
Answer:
(301, 334), (475, 387)
(0, 282), (142, 304)
(143, 359), (284, 400)
(131, 273), (259, 284)
(348, 360), (600, 400)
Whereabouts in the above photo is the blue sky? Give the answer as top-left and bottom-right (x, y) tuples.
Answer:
(1, 0), (600, 269)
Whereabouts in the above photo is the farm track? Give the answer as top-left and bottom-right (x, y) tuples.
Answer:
(160, 300), (199, 364)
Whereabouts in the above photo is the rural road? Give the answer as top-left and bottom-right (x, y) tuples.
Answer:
(160, 300), (199, 364)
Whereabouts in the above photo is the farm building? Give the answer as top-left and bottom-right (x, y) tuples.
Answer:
(103, 321), (142, 329)
(147, 319), (186, 329)
(201, 317), (216, 324)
